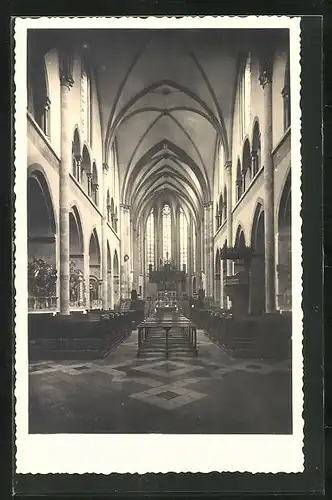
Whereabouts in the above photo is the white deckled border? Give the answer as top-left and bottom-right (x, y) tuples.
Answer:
(14, 15), (303, 475)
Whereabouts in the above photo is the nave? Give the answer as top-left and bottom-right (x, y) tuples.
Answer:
(29, 317), (292, 435)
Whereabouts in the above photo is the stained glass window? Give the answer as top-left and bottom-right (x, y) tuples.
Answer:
(162, 204), (172, 261)
(146, 208), (155, 271)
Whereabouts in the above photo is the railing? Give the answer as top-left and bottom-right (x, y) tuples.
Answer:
(70, 299), (87, 310)
(90, 299), (103, 310)
(28, 296), (57, 311)
(277, 292), (292, 310)
(224, 273), (249, 286)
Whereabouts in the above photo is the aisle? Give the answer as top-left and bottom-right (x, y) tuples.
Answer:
(29, 328), (292, 434)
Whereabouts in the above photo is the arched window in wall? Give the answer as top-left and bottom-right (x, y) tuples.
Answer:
(80, 58), (92, 145)
(146, 208), (155, 272)
(239, 53), (252, 139)
(179, 207), (188, 272)
(162, 204), (172, 262)
(282, 58), (291, 131)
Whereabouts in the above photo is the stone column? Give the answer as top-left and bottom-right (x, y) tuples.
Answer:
(225, 161), (233, 276)
(158, 207), (163, 266)
(74, 155), (82, 183)
(203, 201), (213, 299)
(171, 207), (177, 267)
(120, 203), (131, 298)
(188, 215), (193, 295)
(259, 69), (275, 313)
(59, 52), (74, 315)
(154, 208), (159, 268)
(87, 173), (92, 197)
(197, 221), (202, 288)
(101, 163), (109, 310)
(132, 225), (140, 290)
(84, 251), (90, 310)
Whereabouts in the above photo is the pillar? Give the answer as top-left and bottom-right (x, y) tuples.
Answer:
(154, 208), (159, 269)
(203, 201), (213, 299)
(225, 161), (233, 276)
(59, 51), (74, 315)
(101, 162), (109, 310)
(84, 251), (90, 310)
(171, 207), (177, 267)
(188, 215), (193, 295)
(74, 155), (81, 183)
(259, 68), (275, 313)
(120, 203), (131, 298)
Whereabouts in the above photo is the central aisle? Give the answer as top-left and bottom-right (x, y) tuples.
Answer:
(29, 328), (292, 434)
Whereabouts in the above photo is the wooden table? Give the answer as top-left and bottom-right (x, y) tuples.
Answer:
(137, 311), (197, 358)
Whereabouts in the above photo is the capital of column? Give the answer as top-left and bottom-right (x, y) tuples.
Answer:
(224, 160), (232, 171)
(259, 70), (272, 89)
(203, 201), (213, 209)
(120, 202), (130, 212)
(59, 50), (74, 89)
(44, 96), (51, 111)
(102, 162), (109, 173)
(74, 154), (82, 166)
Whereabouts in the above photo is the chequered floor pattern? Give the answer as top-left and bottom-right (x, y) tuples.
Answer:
(29, 328), (292, 433)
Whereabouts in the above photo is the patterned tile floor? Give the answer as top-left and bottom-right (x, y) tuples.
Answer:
(29, 328), (292, 434)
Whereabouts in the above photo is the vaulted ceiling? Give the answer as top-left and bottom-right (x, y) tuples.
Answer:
(89, 29), (241, 224)
(32, 28), (284, 226)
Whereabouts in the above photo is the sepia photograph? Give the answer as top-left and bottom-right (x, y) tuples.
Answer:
(15, 16), (303, 474)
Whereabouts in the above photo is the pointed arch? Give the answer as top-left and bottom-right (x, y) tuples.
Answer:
(250, 201), (265, 314)
(27, 170), (56, 238)
(234, 224), (246, 248)
(27, 169), (56, 269)
(242, 138), (251, 190)
(277, 170), (291, 311)
(113, 249), (119, 276)
(69, 206), (84, 255)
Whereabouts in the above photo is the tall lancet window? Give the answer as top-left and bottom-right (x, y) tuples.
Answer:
(239, 53), (251, 138)
(80, 59), (92, 145)
(146, 208), (155, 272)
(162, 204), (172, 262)
(179, 208), (188, 272)
(192, 225), (196, 274)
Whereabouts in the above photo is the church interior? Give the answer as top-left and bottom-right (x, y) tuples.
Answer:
(27, 28), (292, 434)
